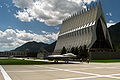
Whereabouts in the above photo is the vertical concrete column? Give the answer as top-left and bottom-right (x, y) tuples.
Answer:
(75, 31), (78, 47)
(82, 29), (86, 46)
(80, 29), (83, 46)
(72, 32), (76, 47)
(81, 13), (84, 26)
(69, 33), (72, 48)
(74, 16), (77, 28)
(88, 27), (92, 47)
(76, 15), (79, 27)
(86, 27), (89, 46)
(70, 32), (73, 47)
(79, 14), (82, 27)
(84, 12), (88, 25)
(84, 28), (87, 45)
(76, 31), (79, 47)
(78, 30), (81, 47)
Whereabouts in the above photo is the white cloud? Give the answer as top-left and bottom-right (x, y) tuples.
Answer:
(0, 29), (59, 51)
(14, 9), (33, 22)
(107, 20), (116, 27)
(45, 32), (59, 40)
(28, 30), (32, 33)
(107, 23), (116, 27)
(42, 31), (59, 40)
(106, 12), (112, 16)
(13, 0), (34, 8)
(8, 26), (12, 28)
(13, 0), (96, 26)
(83, 0), (96, 4)
(42, 31), (48, 34)
(109, 20), (113, 23)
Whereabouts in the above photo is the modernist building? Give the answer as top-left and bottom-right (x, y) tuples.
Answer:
(54, 2), (113, 55)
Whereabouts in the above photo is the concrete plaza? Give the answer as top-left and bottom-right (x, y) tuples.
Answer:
(1, 63), (120, 80)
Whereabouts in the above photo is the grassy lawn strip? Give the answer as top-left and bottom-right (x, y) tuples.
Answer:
(0, 59), (50, 65)
(91, 59), (120, 63)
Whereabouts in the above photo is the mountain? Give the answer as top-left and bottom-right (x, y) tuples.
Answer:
(108, 22), (120, 50)
(44, 41), (57, 53)
(13, 22), (120, 53)
(13, 41), (56, 53)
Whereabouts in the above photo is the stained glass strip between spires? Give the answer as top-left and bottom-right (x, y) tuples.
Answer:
(59, 21), (96, 37)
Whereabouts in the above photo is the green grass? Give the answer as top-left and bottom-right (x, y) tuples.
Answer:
(0, 59), (50, 65)
(1, 59), (120, 65)
(91, 59), (120, 63)
(69, 59), (120, 63)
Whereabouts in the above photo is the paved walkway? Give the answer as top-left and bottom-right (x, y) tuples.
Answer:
(15, 58), (82, 63)
(1, 63), (120, 80)
(0, 65), (11, 80)
(0, 72), (4, 80)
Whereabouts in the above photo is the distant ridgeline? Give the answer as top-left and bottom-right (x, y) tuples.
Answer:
(54, 2), (113, 55)
(108, 22), (120, 50)
(0, 41), (57, 57)
(13, 41), (57, 53)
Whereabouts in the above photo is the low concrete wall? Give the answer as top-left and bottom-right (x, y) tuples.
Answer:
(90, 52), (120, 60)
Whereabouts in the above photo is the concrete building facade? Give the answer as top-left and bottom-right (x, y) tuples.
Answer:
(54, 2), (113, 55)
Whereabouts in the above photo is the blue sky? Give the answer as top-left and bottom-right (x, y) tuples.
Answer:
(0, 0), (119, 51)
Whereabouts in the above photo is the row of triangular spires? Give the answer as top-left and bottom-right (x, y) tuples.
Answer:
(63, 1), (102, 22)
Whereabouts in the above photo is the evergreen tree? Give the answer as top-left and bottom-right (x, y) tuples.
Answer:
(83, 45), (89, 58)
(61, 46), (67, 55)
(77, 46), (82, 58)
(74, 47), (79, 55)
(77, 45), (89, 58)
(70, 47), (75, 54)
